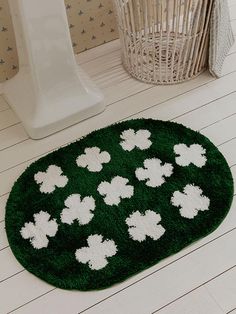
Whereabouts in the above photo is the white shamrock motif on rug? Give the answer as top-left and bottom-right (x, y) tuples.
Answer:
(135, 158), (173, 187)
(20, 211), (58, 249)
(76, 147), (111, 172)
(60, 194), (95, 225)
(34, 165), (68, 194)
(126, 210), (165, 242)
(75, 234), (117, 270)
(97, 176), (134, 206)
(120, 129), (152, 151)
(174, 144), (207, 167)
(171, 184), (210, 219)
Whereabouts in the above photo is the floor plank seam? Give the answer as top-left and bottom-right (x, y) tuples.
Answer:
(168, 92), (236, 123)
(218, 136), (236, 147)
(0, 270), (25, 285)
(204, 285), (227, 314)
(0, 139), (29, 152)
(198, 112), (236, 131)
(7, 288), (56, 314)
(0, 122), (21, 133)
(79, 263), (236, 313)
(151, 265), (236, 314)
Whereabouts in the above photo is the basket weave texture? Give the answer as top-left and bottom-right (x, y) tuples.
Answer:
(113, 0), (214, 85)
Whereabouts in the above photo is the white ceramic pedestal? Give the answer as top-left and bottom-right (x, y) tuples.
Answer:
(3, 0), (104, 139)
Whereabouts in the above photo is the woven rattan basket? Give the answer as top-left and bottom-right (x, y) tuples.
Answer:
(113, 0), (214, 84)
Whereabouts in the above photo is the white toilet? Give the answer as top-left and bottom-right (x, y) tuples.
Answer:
(3, 0), (104, 139)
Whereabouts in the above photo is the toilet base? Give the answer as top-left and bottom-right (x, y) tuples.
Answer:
(5, 0), (105, 139)
(4, 66), (104, 139)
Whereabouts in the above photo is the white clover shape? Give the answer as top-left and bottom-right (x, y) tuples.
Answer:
(126, 210), (165, 242)
(76, 147), (111, 172)
(60, 194), (95, 225)
(135, 158), (173, 187)
(120, 129), (152, 151)
(174, 143), (207, 167)
(20, 211), (58, 249)
(97, 176), (134, 206)
(75, 234), (117, 270)
(171, 184), (210, 219)
(34, 165), (68, 194)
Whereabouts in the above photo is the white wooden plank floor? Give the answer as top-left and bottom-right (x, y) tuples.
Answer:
(1, 2), (236, 313)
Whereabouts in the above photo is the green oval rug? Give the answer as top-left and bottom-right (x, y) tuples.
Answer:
(5, 119), (234, 290)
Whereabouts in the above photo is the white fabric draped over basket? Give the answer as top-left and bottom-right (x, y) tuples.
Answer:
(209, 0), (235, 77)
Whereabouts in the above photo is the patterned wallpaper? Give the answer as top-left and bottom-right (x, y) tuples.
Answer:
(0, 0), (18, 82)
(0, 0), (118, 82)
